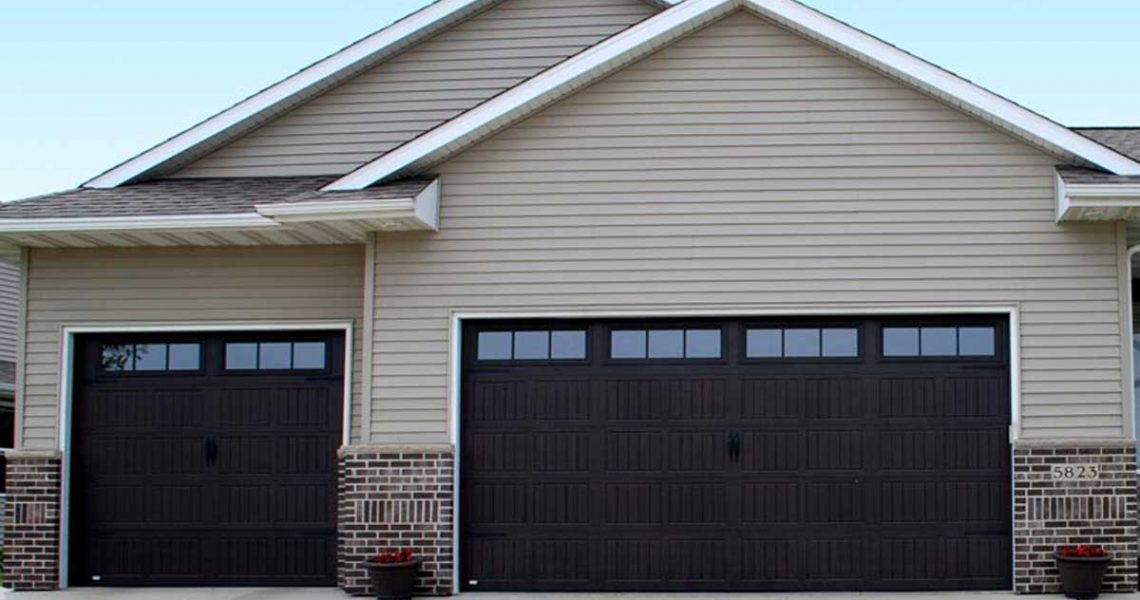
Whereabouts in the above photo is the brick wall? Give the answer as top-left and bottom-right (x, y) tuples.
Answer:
(338, 445), (455, 596)
(3, 450), (62, 591)
(1014, 441), (1137, 593)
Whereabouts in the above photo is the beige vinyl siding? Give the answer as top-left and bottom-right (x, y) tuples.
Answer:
(371, 10), (1125, 443)
(0, 251), (21, 364)
(19, 245), (364, 451)
(173, 0), (657, 178)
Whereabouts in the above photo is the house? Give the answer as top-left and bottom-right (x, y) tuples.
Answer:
(2, 0), (1139, 594)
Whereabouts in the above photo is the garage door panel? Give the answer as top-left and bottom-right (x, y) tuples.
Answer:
(462, 317), (1011, 592)
(71, 332), (343, 587)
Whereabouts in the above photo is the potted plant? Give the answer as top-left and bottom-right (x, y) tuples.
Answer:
(1054, 545), (1112, 599)
(364, 548), (421, 600)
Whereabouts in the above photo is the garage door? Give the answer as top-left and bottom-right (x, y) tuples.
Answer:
(70, 332), (344, 587)
(461, 317), (1011, 592)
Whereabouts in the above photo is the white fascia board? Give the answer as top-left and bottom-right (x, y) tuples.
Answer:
(1057, 173), (1140, 221)
(742, 0), (1140, 176)
(323, 0), (739, 191)
(325, 0), (1140, 191)
(82, 0), (496, 189)
(0, 213), (277, 233)
(257, 178), (440, 229)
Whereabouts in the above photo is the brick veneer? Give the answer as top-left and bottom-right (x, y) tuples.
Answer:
(338, 445), (455, 596)
(4, 450), (62, 591)
(1013, 441), (1137, 593)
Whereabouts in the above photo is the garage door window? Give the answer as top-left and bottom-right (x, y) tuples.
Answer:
(746, 327), (859, 359)
(883, 326), (996, 357)
(225, 341), (327, 370)
(101, 343), (202, 372)
(610, 328), (722, 360)
(477, 330), (587, 361)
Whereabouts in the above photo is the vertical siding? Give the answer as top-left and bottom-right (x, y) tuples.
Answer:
(371, 11), (1124, 443)
(19, 245), (365, 451)
(173, 0), (658, 178)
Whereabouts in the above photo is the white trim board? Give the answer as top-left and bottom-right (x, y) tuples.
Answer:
(446, 304), (1022, 593)
(82, 0), (502, 188)
(326, 0), (1140, 190)
(54, 320), (355, 588)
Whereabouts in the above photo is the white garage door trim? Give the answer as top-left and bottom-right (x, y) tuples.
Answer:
(448, 305), (1021, 593)
(54, 320), (355, 589)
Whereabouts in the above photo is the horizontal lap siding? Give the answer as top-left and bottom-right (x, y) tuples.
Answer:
(372, 11), (1124, 443)
(174, 0), (657, 178)
(20, 246), (365, 450)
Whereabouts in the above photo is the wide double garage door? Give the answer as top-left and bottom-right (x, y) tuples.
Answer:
(70, 331), (344, 587)
(462, 317), (1012, 592)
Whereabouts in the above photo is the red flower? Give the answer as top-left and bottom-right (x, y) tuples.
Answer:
(372, 547), (415, 564)
(1059, 545), (1109, 558)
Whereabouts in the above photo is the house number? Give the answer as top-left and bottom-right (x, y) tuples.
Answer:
(1051, 465), (1099, 480)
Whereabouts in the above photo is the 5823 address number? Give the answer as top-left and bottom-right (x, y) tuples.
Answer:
(1051, 465), (1100, 480)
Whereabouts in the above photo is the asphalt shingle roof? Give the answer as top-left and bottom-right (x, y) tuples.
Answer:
(1057, 129), (1140, 185)
(0, 177), (435, 219)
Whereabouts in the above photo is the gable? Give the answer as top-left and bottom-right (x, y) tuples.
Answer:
(437, 10), (1058, 184)
(172, 0), (657, 178)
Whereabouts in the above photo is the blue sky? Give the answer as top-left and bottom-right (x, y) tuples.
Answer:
(1, 0), (1137, 201)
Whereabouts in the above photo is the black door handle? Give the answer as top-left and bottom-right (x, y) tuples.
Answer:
(205, 437), (218, 465)
(728, 431), (741, 460)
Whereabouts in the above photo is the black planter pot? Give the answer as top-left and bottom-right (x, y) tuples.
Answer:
(364, 559), (422, 600)
(1054, 552), (1112, 600)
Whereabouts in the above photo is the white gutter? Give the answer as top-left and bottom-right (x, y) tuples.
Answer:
(1057, 174), (1140, 222)
(0, 213), (278, 233)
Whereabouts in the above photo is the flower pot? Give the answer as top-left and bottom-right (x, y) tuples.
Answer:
(1054, 552), (1112, 599)
(364, 559), (421, 600)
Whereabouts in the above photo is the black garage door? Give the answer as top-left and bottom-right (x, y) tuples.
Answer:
(461, 317), (1011, 592)
(70, 331), (344, 586)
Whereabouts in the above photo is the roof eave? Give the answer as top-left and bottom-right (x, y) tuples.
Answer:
(1056, 172), (1140, 222)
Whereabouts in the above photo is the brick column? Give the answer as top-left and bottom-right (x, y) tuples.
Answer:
(338, 445), (455, 596)
(4, 450), (63, 591)
(1013, 440), (1137, 593)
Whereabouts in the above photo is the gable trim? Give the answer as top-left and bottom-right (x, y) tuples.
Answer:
(82, 0), (502, 189)
(323, 0), (1140, 190)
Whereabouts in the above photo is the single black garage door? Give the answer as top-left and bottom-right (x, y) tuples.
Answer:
(70, 331), (344, 587)
(461, 317), (1011, 592)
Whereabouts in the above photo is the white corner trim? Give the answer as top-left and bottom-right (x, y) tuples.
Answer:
(0, 213), (278, 233)
(82, 0), (497, 189)
(322, 0), (738, 190)
(326, 0), (1140, 190)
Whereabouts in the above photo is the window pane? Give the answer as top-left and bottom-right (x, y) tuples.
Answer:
(959, 327), (996, 356)
(686, 330), (722, 358)
(259, 343), (292, 369)
(746, 330), (782, 358)
(478, 332), (513, 360)
(514, 331), (550, 360)
(293, 342), (326, 369)
(168, 344), (201, 371)
(226, 343), (258, 369)
(612, 330), (647, 359)
(785, 329), (821, 358)
(102, 345), (134, 371)
(921, 327), (957, 356)
(822, 328), (858, 357)
(134, 344), (168, 371)
(551, 331), (586, 360)
(648, 330), (684, 359)
(883, 328), (919, 357)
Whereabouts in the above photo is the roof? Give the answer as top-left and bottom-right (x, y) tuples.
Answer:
(0, 178), (434, 219)
(82, 0), (667, 188)
(325, 0), (1140, 190)
(1075, 128), (1140, 162)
